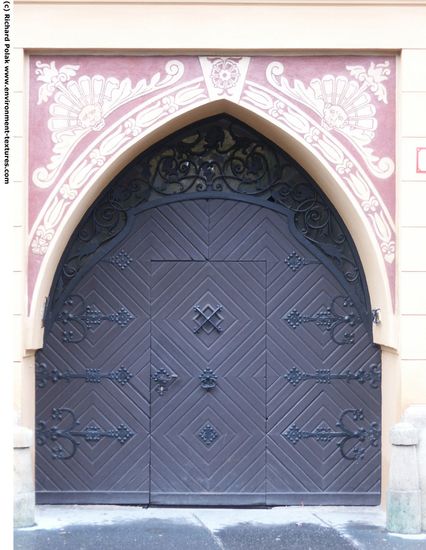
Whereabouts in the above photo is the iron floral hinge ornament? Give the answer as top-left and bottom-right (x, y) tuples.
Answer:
(36, 362), (133, 388)
(57, 294), (135, 343)
(36, 408), (134, 460)
(284, 295), (361, 345)
(193, 304), (224, 334)
(151, 368), (178, 396)
(284, 364), (381, 389)
(199, 368), (218, 391)
(282, 409), (380, 461)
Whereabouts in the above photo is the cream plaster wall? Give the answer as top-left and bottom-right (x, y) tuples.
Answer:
(10, 0), (426, 507)
(399, 49), (426, 411)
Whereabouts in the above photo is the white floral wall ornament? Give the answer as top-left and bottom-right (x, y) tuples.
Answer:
(31, 226), (55, 256)
(199, 56), (251, 101)
(242, 81), (395, 265)
(35, 61), (80, 104)
(30, 196), (68, 256)
(28, 56), (396, 311)
(346, 60), (391, 104)
(265, 61), (394, 179)
(209, 57), (241, 95)
(29, 81), (208, 256)
(33, 60), (186, 189)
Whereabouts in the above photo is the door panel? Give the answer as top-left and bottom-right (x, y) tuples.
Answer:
(149, 261), (267, 505)
(266, 261), (381, 504)
(36, 198), (381, 505)
(36, 261), (151, 503)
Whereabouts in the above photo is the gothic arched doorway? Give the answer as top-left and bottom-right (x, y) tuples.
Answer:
(35, 116), (381, 505)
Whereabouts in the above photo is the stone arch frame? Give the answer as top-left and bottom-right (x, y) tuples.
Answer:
(26, 103), (398, 503)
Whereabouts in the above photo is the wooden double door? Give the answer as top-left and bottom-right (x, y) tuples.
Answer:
(36, 199), (381, 505)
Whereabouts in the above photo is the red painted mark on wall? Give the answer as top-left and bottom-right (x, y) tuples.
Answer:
(416, 147), (426, 173)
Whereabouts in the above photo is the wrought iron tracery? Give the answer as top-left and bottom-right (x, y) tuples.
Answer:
(45, 115), (370, 332)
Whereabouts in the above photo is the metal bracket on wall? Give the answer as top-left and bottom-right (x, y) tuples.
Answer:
(371, 308), (381, 324)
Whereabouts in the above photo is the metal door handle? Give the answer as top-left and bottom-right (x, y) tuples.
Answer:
(151, 368), (177, 396)
(199, 368), (217, 391)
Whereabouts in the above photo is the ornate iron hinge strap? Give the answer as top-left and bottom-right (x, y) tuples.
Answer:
(283, 409), (380, 461)
(193, 304), (224, 334)
(284, 295), (361, 345)
(284, 364), (381, 389)
(151, 368), (178, 396)
(199, 368), (218, 391)
(57, 294), (135, 343)
(36, 408), (134, 460)
(36, 362), (132, 388)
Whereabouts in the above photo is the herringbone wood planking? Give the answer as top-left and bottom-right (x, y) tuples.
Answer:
(37, 199), (380, 504)
(150, 261), (266, 498)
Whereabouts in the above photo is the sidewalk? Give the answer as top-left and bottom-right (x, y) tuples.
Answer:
(14, 506), (426, 550)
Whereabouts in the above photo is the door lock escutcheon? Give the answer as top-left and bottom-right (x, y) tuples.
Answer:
(151, 368), (178, 396)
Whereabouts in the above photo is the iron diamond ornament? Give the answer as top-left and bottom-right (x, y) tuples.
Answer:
(198, 422), (219, 446)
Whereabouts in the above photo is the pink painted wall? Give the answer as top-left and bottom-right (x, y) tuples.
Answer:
(28, 55), (396, 310)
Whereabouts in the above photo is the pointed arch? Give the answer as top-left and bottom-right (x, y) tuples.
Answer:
(27, 100), (395, 350)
